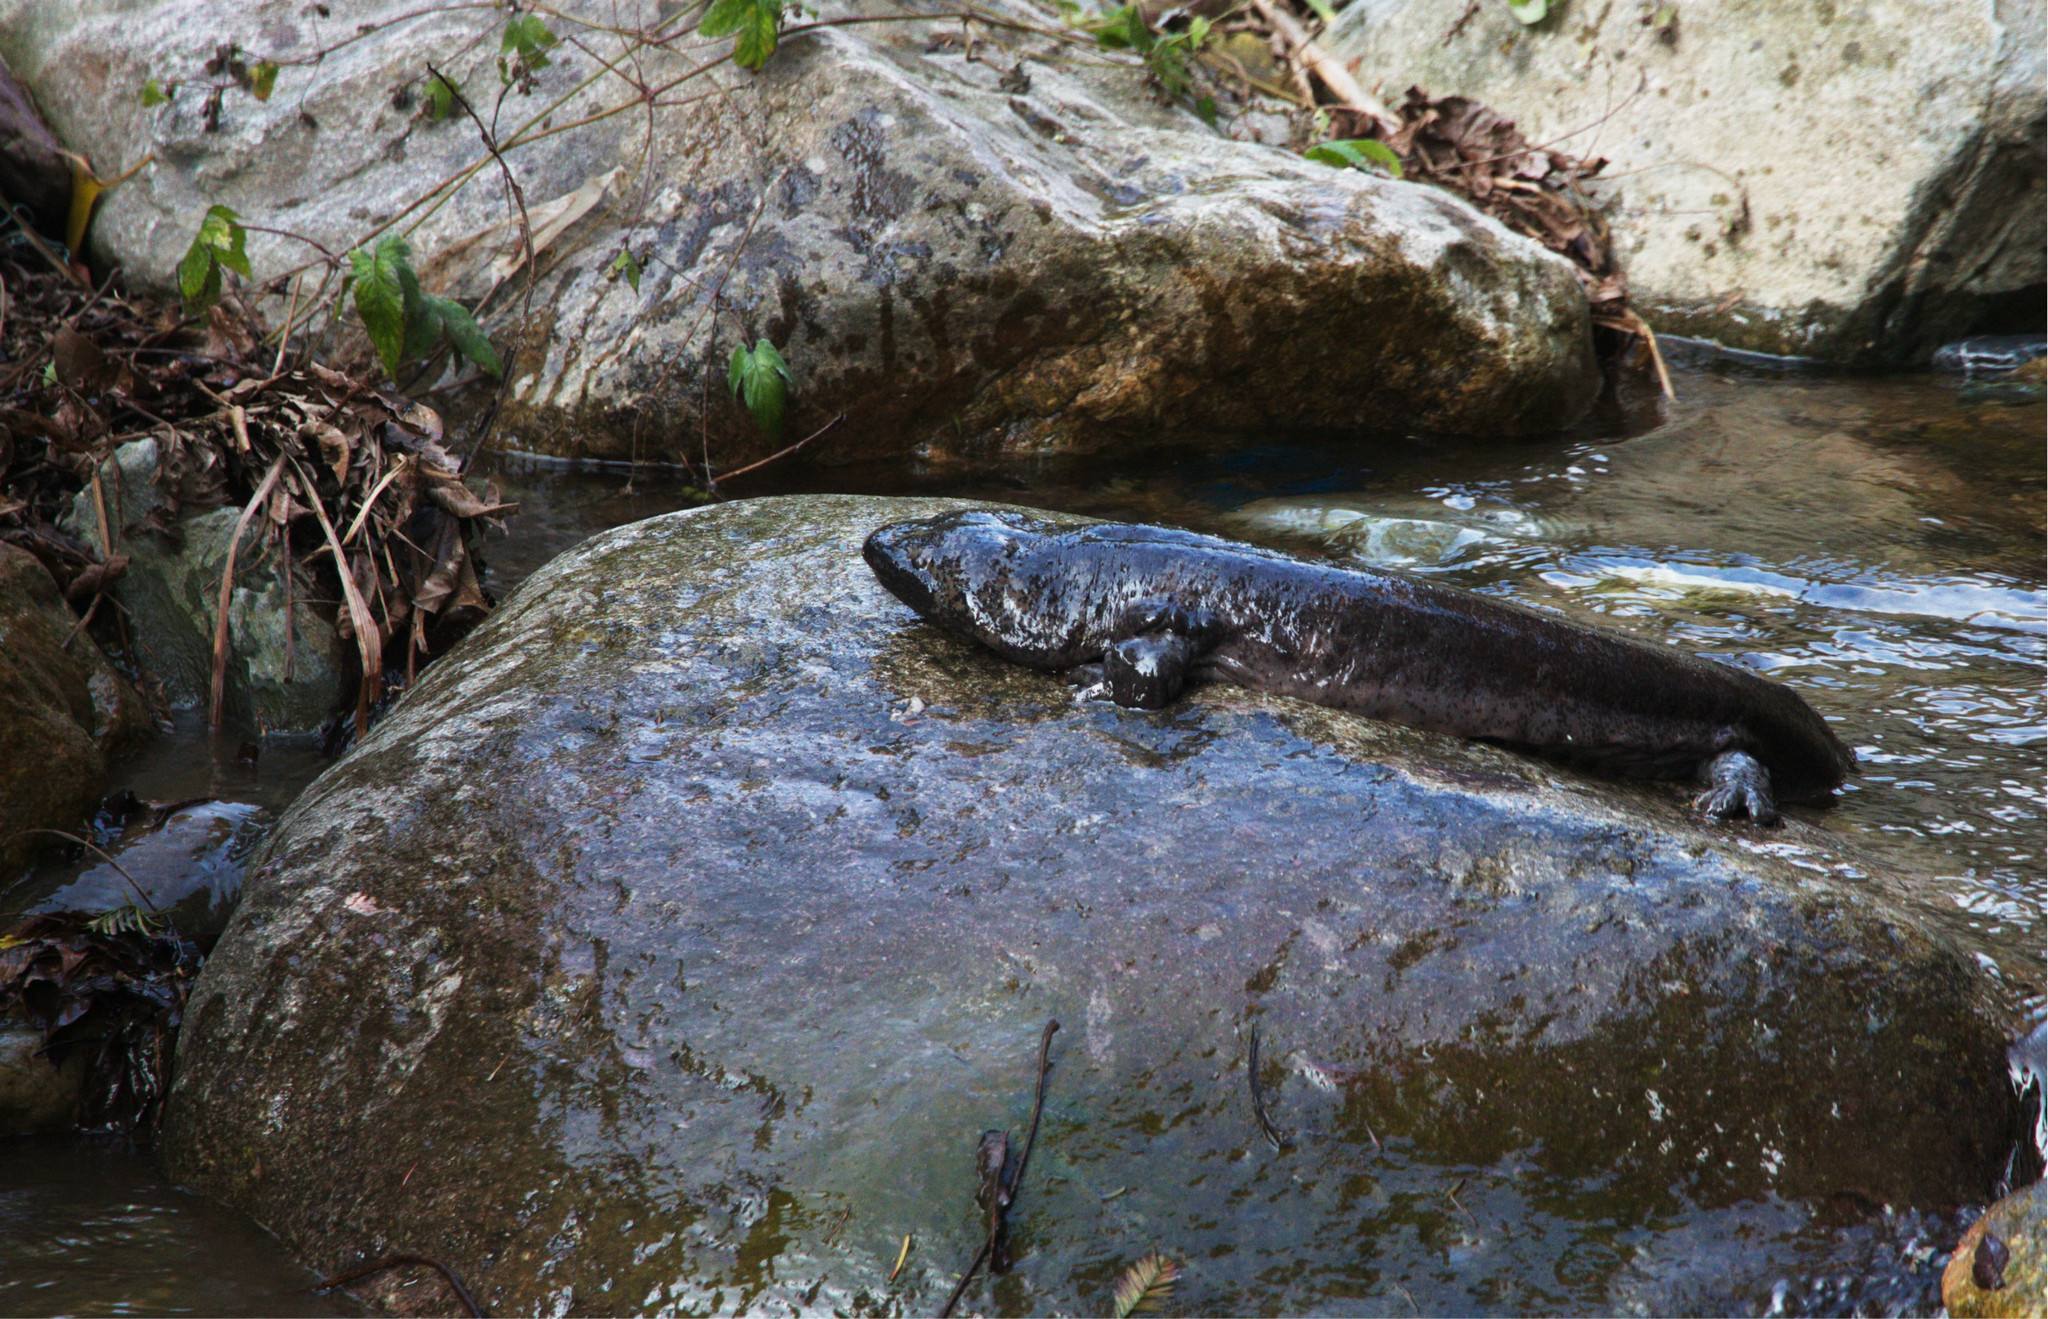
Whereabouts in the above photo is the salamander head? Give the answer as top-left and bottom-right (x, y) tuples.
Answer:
(863, 510), (1084, 662)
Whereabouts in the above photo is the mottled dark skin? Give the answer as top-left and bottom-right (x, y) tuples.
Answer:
(863, 511), (1858, 824)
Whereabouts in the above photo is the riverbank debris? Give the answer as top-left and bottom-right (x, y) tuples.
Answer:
(0, 906), (198, 1136)
(938, 1018), (1060, 1317)
(1111, 1250), (1182, 1317)
(0, 216), (513, 738)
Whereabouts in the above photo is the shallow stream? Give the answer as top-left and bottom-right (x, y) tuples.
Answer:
(3, 358), (2042, 1313)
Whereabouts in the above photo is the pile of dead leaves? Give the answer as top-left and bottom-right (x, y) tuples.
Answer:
(1371, 88), (1625, 321)
(1, 233), (513, 734)
(1229, 0), (1664, 386)
(0, 909), (199, 1137)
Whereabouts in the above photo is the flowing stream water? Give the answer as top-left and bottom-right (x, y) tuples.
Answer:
(3, 359), (2041, 1314)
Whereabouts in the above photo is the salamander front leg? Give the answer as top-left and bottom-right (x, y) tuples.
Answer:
(1695, 749), (1780, 826)
(1103, 633), (1195, 709)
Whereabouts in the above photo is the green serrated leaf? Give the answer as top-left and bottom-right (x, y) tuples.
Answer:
(727, 338), (791, 439)
(429, 296), (502, 376)
(178, 204), (247, 309)
(349, 233), (411, 379)
(502, 13), (558, 68)
(425, 72), (456, 120)
(249, 60), (279, 100)
(701, 0), (782, 69)
(140, 78), (172, 107)
(607, 248), (643, 293)
(1303, 137), (1403, 179)
(1506, 0), (1548, 25)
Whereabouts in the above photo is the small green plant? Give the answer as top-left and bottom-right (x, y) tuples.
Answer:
(1304, 137), (1404, 179)
(178, 204), (252, 310)
(87, 904), (164, 938)
(347, 232), (501, 380)
(699, 0), (787, 70)
(728, 338), (792, 438)
(607, 247), (644, 292)
(1506, 0), (1548, 25)
(422, 71), (458, 121)
(1063, 3), (1215, 120)
(139, 78), (174, 106)
(499, 14), (558, 84)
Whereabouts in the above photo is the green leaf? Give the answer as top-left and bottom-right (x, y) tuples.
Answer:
(1301, 0), (1337, 23)
(727, 338), (791, 439)
(140, 78), (172, 107)
(424, 72), (457, 120)
(1506, 0), (1547, 24)
(428, 295), (502, 376)
(1194, 94), (1218, 128)
(607, 248), (643, 293)
(700, 0), (782, 69)
(501, 14), (558, 69)
(348, 233), (411, 379)
(249, 60), (279, 101)
(178, 204), (248, 309)
(1304, 137), (1404, 179)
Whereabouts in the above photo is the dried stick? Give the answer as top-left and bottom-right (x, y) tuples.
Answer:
(1246, 0), (1392, 130)
(938, 1020), (1061, 1318)
(210, 453), (287, 731)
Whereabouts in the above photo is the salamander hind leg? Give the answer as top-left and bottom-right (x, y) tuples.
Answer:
(1104, 633), (1195, 709)
(1695, 749), (1780, 826)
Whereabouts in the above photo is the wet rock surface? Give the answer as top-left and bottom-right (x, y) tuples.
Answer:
(0, 541), (149, 877)
(7, 800), (267, 953)
(1944, 1180), (2047, 1318)
(167, 494), (2022, 1313)
(1327, 0), (2046, 364)
(0, 0), (1598, 463)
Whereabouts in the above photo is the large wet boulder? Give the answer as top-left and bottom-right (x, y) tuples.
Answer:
(0, 0), (1597, 463)
(61, 439), (349, 734)
(1327, 0), (2046, 364)
(165, 495), (2022, 1313)
(0, 541), (149, 877)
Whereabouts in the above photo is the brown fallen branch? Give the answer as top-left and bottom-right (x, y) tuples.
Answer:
(938, 1019), (1061, 1318)
(312, 1253), (485, 1317)
(1604, 308), (1674, 400)
(709, 412), (846, 487)
(210, 453), (287, 731)
(1246, 0), (1391, 131)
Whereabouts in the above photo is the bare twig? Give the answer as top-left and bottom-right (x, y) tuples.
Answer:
(1246, 0), (1391, 129)
(938, 1020), (1061, 1318)
(12, 828), (161, 914)
(709, 412), (845, 486)
(311, 1252), (485, 1317)
(1247, 1023), (1288, 1151)
(210, 453), (287, 731)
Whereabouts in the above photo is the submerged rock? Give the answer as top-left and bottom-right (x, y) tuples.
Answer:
(167, 495), (2022, 1313)
(1326, 0), (2046, 364)
(0, 542), (149, 877)
(10, 800), (266, 953)
(62, 439), (348, 734)
(0, 0), (1598, 462)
